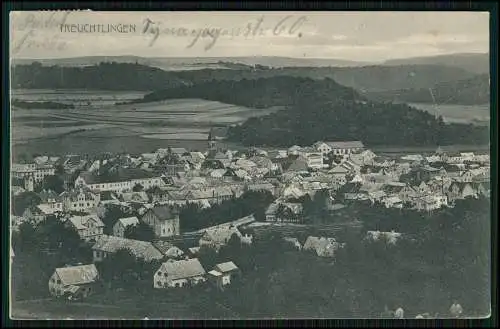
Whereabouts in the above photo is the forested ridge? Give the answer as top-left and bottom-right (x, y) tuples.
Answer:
(12, 61), (482, 95)
(365, 74), (490, 105)
(133, 76), (488, 147)
(11, 62), (190, 90)
(11, 62), (489, 147)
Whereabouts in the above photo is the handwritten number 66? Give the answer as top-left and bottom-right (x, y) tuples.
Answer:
(273, 16), (307, 36)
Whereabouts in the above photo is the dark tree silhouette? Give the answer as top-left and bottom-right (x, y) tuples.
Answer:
(132, 183), (144, 192)
(12, 191), (42, 216)
(101, 204), (132, 235)
(98, 248), (139, 286)
(179, 190), (275, 232)
(124, 221), (155, 242)
(41, 175), (65, 194)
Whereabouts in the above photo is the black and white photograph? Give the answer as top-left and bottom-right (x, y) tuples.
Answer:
(9, 11), (491, 320)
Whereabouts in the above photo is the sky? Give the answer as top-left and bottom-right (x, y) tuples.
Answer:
(9, 11), (489, 61)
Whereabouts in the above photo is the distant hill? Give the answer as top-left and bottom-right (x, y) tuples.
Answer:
(11, 61), (485, 104)
(11, 56), (252, 71)
(11, 55), (372, 70)
(206, 77), (488, 147)
(132, 76), (365, 109)
(10, 62), (190, 90)
(364, 74), (490, 105)
(311, 65), (477, 92)
(12, 53), (488, 73)
(209, 56), (372, 68)
(125, 76), (488, 147)
(172, 65), (477, 92)
(383, 53), (489, 75)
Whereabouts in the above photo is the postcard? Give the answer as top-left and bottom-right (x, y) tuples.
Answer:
(9, 10), (491, 320)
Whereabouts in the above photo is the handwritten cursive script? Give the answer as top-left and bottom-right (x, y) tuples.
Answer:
(142, 15), (308, 51)
(11, 11), (71, 55)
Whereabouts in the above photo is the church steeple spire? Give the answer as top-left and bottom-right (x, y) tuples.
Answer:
(208, 127), (216, 150)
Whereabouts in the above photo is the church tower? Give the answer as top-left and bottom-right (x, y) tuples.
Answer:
(208, 128), (216, 151)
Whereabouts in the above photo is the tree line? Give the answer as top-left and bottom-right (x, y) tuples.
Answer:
(179, 190), (275, 232)
(365, 73), (490, 105)
(226, 97), (488, 147)
(129, 74), (488, 148)
(10, 197), (490, 318)
(11, 99), (75, 110)
(197, 197), (491, 318)
(12, 62), (482, 100)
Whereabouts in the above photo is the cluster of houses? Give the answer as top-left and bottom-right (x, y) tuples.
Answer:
(13, 140), (490, 229)
(11, 137), (490, 300)
(47, 219), (358, 300)
(46, 211), (257, 299)
(261, 144), (489, 222)
(48, 259), (241, 300)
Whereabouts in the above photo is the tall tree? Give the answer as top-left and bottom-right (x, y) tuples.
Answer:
(101, 204), (131, 235)
(41, 175), (65, 194)
(12, 191), (42, 216)
(35, 216), (83, 261)
(99, 248), (139, 286)
(124, 221), (155, 242)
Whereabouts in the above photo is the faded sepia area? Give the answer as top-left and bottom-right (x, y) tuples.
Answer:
(10, 11), (490, 320)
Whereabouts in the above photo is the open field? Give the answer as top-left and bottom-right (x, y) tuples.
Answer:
(11, 89), (149, 107)
(10, 90), (490, 160)
(11, 286), (238, 320)
(408, 103), (490, 126)
(371, 144), (491, 156)
(11, 91), (280, 159)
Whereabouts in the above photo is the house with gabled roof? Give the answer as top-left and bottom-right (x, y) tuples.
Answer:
(329, 164), (350, 177)
(283, 237), (302, 250)
(147, 186), (171, 203)
(154, 258), (206, 288)
(381, 196), (404, 209)
(288, 145), (303, 156)
(119, 191), (149, 204)
(447, 181), (478, 202)
(38, 190), (63, 213)
(60, 187), (101, 213)
(265, 202), (280, 222)
(313, 141), (333, 156)
(412, 194), (448, 211)
(282, 184), (306, 200)
(398, 185), (419, 204)
(75, 169), (164, 193)
(285, 155), (309, 172)
(112, 216), (140, 238)
(303, 236), (346, 258)
(326, 141), (364, 155)
(368, 190), (387, 204)
(141, 204), (180, 238)
(92, 235), (164, 262)
(11, 185), (25, 197)
(65, 214), (104, 242)
(198, 225), (243, 252)
(297, 147), (324, 170)
(208, 261), (241, 290)
(152, 240), (185, 260)
(48, 264), (99, 299)
(22, 205), (49, 227)
(265, 201), (304, 223)
(167, 147), (188, 157)
(350, 149), (377, 166)
(366, 230), (402, 245)
(339, 182), (368, 201)
(383, 182), (407, 196)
